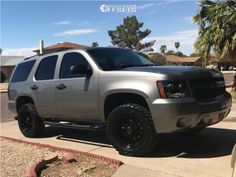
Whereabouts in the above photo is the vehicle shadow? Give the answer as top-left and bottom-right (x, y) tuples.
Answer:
(148, 127), (236, 158)
(41, 126), (111, 147)
(41, 126), (236, 158)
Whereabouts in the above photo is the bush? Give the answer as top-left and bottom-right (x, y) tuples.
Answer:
(147, 53), (166, 65)
(231, 91), (236, 100)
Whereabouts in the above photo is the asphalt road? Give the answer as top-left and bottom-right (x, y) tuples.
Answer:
(0, 93), (16, 122)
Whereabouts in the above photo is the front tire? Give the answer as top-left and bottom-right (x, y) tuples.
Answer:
(18, 103), (44, 138)
(106, 103), (157, 156)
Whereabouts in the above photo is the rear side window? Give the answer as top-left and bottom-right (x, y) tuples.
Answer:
(11, 60), (36, 83)
(35, 55), (58, 80)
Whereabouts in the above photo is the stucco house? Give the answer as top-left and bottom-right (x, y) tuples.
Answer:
(0, 55), (24, 82)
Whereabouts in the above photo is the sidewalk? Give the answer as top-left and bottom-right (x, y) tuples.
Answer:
(0, 83), (8, 92)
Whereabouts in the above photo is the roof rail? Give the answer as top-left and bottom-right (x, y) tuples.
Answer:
(24, 55), (37, 60)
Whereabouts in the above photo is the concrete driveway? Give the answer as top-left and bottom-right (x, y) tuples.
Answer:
(1, 114), (236, 177)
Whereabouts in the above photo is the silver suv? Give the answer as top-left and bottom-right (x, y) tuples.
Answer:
(8, 47), (232, 156)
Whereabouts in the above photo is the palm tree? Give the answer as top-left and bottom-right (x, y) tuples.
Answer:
(193, 0), (236, 65)
(160, 45), (167, 54)
(175, 42), (180, 51)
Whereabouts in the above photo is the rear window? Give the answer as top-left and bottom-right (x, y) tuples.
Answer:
(11, 60), (36, 83)
(35, 55), (58, 80)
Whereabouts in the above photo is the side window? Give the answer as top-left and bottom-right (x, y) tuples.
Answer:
(60, 52), (90, 78)
(35, 55), (58, 80)
(11, 60), (36, 83)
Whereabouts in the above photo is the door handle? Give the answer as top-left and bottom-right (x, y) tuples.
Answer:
(56, 84), (66, 90)
(30, 85), (38, 90)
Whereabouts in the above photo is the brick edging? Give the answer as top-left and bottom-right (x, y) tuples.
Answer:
(29, 154), (75, 177)
(0, 136), (123, 167)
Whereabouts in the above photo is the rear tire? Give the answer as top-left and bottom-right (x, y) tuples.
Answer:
(18, 103), (44, 138)
(106, 103), (157, 156)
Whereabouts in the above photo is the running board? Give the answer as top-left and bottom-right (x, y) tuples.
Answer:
(44, 121), (105, 131)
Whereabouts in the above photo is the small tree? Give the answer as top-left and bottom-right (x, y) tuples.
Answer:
(147, 53), (166, 65)
(160, 45), (167, 54)
(175, 51), (186, 57)
(166, 50), (175, 55)
(190, 52), (200, 57)
(91, 42), (99, 47)
(108, 15), (155, 52)
(175, 42), (180, 51)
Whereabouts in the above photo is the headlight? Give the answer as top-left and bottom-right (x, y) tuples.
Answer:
(156, 80), (190, 99)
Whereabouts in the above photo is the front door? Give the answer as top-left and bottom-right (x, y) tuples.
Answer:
(54, 52), (99, 121)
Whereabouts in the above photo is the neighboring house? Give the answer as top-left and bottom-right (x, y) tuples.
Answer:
(33, 42), (88, 55)
(165, 55), (202, 66)
(0, 55), (24, 82)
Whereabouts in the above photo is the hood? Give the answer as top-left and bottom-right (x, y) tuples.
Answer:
(122, 66), (223, 79)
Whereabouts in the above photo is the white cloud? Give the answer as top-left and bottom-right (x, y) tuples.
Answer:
(143, 29), (198, 55)
(2, 47), (36, 57)
(181, 16), (193, 23)
(54, 28), (98, 37)
(137, 3), (155, 10)
(52, 21), (71, 25)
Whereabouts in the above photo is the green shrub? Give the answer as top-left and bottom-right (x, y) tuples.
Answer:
(147, 53), (166, 65)
(231, 91), (236, 100)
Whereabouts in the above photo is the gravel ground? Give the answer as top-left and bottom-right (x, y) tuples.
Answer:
(41, 155), (117, 177)
(0, 138), (117, 177)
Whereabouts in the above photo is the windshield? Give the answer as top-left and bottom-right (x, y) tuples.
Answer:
(86, 48), (154, 71)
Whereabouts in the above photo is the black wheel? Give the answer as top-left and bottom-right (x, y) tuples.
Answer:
(179, 126), (205, 136)
(18, 103), (44, 138)
(106, 103), (157, 156)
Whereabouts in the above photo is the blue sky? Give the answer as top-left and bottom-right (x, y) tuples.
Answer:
(1, 0), (200, 56)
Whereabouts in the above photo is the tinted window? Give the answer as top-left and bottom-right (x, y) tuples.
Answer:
(60, 52), (90, 78)
(11, 60), (36, 83)
(87, 48), (153, 71)
(35, 55), (57, 80)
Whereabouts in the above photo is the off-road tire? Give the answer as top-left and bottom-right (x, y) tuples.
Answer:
(106, 103), (157, 156)
(18, 103), (44, 138)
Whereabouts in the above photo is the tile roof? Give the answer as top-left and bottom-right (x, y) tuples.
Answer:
(33, 42), (88, 54)
(165, 55), (201, 63)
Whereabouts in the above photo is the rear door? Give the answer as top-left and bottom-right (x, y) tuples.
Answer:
(31, 55), (58, 117)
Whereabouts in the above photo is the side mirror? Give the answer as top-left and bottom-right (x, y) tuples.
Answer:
(70, 64), (93, 78)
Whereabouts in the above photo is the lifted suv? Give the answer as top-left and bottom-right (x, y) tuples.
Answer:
(8, 47), (232, 156)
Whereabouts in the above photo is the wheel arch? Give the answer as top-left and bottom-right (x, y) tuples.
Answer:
(16, 96), (35, 112)
(103, 91), (150, 120)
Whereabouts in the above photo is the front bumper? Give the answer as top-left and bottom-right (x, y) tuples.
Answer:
(148, 92), (232, 134)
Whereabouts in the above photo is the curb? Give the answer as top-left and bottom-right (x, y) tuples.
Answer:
(0, 136), (123, 167)
(0, 90), (8, 93)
